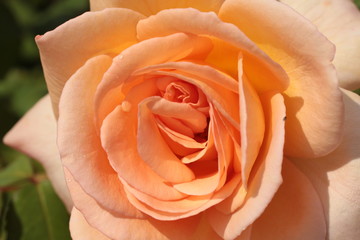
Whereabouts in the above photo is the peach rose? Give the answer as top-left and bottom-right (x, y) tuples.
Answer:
(4, 0), (360, 239)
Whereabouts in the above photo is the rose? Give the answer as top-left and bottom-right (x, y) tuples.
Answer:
(4, 0), (360, 239)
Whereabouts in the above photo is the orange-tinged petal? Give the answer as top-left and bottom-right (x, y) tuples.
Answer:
(281, 0), (360, 90)
(238, 57), (265, 188)
(290, 89), (360, 240)
(207, 92), (285, 239)
(90, 0), (224, 15)
(251, 159), (326, 240)
(101, 105), (187, 200)
(66, 170), (179, 240)
(94, 33), (212, 125)
(219, 0), (344, 158)
(36, 8), (144, 117)
(137, 97), (196, 183)
(58, 55), (142, 218)
(3, 95), (72, 211)
(137, 8), (289, 93)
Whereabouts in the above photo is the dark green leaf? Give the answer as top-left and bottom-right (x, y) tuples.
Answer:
(0, 156), (32, 188)
(12, 180), (71, 240)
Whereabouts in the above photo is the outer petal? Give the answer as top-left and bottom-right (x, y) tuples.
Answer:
(3, 95), (72, 211)
(281, 0), (360, 90)
(66, 169), (205, 240)
(290, 89), (360, 240)
(250, 159), (326, 240)
(90, 0), (225, 15)
(219, 0), (343, 159)
(36, 8), (144, 117)
(70, 208), (111, 240)
(58, 55), (142, 218)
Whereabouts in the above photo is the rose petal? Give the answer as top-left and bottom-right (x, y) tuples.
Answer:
(70, 208), (111, 240)
(66, 169), (199, 240)
(281, 0), (360, 90)
(101, 105), (187, 201)
(36, 8), (144, 117)
(137, 96), (196, 183)
(207, 92), (285, 239)
(219, 0), (344, 158)
(238, 56), (265, 188)
(3, 95), (72, 211)
(137, 8), (289, 93)
(251, 159), (326, 240)
(58, 55), (142, 218)
(94, 33), (213, 125)
(90, 0), (225, 15)
(290, 89), (360, 240)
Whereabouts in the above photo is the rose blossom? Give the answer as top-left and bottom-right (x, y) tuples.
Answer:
(4, 0), (360, 239)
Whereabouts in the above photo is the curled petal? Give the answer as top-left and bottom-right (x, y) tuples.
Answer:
(36, 8), (144, 117)
(219, 0), (343, 158)
(207, 92), (285, 239)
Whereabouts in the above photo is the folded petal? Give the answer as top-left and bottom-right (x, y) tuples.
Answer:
(251, 158), (326, 240)
(219, 0), (343, 159)
(290, 89), (360, 240)
(90, 0), (225, 15)
(3, 95), (72, 211)
(36, 8), (144, 117)
(281, 0), (360, 90)
(206, 92), (285, 239)
(58, 55), (142, 218)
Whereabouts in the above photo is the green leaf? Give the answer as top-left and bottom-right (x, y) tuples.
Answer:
(355, 0), (360, 9)
(0, 156), (32, 188)
(11, 180), (71, 240)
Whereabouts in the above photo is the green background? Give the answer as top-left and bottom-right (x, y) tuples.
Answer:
(0, 1), (88, 239)
(0, 1), (359, 240)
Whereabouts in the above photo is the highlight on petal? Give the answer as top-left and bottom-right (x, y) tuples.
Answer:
(58, 55), (142, 218)
(90, 0), (225, 15)
(290, 89), (360, 240)
(281, 0), (360, 90)
(251, 159), (326, 240)
(36, 8), (144, 117)
(219, 0), (343, 158)
(3, 95), (72, 211)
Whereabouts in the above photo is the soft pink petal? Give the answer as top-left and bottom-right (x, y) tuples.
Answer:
(36, 8), (144, 117)
(281, 0), (360, 90)
(290, 89), (360, 240)
(90, 0), (224, 15)
(3, 95), (72, 211)
(219, 0), (344, 158)
(251, 159), (326, 240)
(206, 92), (285, 239)
(58, 55), (142, 218)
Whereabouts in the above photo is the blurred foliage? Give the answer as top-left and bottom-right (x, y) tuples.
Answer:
(0, 0), (88, 239)
(0, 0), (359, 240)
